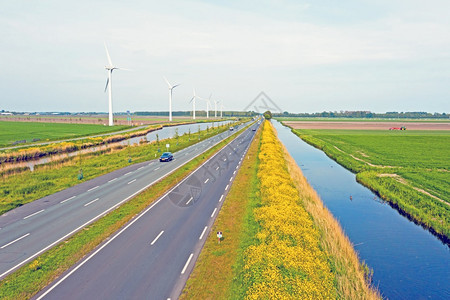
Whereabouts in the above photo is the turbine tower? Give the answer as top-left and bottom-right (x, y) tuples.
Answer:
(104, 43), (120, 126)
(189, 88), (198, 120)
(163, 76), (180, 122)
(214, 99), (220, 118)
(202, 93), (212, 119)
(220, 103), (225, 118)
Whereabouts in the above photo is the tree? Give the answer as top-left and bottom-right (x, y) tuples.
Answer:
(263, 110), (272, 119)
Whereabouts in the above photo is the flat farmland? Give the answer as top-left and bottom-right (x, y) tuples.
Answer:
(284, 121), (450, 130)
(0, 121), (129, 147)
(288, 125), (450, 241)
(0, 114), (208, 126)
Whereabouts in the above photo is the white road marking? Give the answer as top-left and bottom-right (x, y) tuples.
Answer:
(124, 172), (132, 176)
(204, 178), (209, 184)
(186, 197), (193, 205)
(236, 165), (239, 170)
(216, 167), (219, 170)
(108, 178), (117, 183)
(23, 209), (45, 220)
(185, 153), (189, 156)
(211, 208), (217, 218)
(60, 196), (75, 204)
(225, 184), (229, 190)
(150, 231), (164, 245)
(87, 186), (99, 192)
(233, 170), (236, 175)
(199, 226), (208, 240)
(219, 195), (224, 202)
(31, 125), (251, 293)
(84, 198), (99, 207)
(181, 253), (194, 274)
(148, 162), (154, 166)
(137, 167), (144, 171)
(154, 167), (160, 171)
(1, 233), (30, 249)
(127, 179), (137, 185)
(229, 177), (233, 182)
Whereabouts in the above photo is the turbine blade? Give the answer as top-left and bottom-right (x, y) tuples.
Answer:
(189, 96), (194, 103)
(163, 76), (171, 88)
(173, 83), (181, 89)
(104, 42), (113, 66)
(104, 78), (109, 92)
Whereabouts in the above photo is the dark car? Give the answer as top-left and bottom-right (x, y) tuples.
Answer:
(159, 152), (173, 162)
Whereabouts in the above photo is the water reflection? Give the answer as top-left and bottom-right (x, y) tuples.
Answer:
(272, 120), (449, 299)
(10, 121), (232, 171)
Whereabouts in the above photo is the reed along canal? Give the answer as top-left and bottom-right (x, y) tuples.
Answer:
(272, 120), (449, 299)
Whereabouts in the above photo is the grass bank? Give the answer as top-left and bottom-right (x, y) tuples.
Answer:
(181, 120), (262, 299)
(289, 127), (450, 242)
(182, 121), (379, 299)
(0, 123), (234, 215)
(0, 123), (250, 300)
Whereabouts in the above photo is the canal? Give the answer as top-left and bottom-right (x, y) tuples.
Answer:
(21, 120), (233, 171)
(272, 120), (449, 299)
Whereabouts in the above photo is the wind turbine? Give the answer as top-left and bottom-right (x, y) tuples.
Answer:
(213, 99), (220, 118)
(163, 76), (180, 122)
(220, 102), (225, 118)
(104, 43), (122, 126)
(189, 88), (198, 120)
(201, 93), (212, 119)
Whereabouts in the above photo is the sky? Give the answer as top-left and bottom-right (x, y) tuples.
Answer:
(1, 0), (449, 114)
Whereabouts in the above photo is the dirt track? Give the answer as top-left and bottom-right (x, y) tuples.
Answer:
(284, 121), (450, 130)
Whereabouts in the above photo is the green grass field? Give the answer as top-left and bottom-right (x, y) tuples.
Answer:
(291, 128), (450, 240)
(0, 124), (244, 300)
(0, 121), (129, 147)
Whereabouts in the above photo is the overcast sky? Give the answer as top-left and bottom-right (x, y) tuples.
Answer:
(1, 0), (449, 113)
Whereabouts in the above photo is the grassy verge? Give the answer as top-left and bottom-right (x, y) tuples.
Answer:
(290, 128), (450, 242)
(0, 124), (233, 215)
(181, 121), (262, 299)
(182, 121), (379, 299)
(0, 123), (250, 300)
(281, 143), (379, 299)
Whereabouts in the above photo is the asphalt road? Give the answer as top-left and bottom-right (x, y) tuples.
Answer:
(0, 121), (253, 280)
(34, 121), (261, 300)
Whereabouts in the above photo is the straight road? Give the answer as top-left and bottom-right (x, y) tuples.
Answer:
(35, 121), (261, 300)
(0, 122), (252, 279)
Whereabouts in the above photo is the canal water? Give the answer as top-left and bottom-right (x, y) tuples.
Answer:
(21, 121), (233, 171)
(121, 120), (232, 145)
(272, 120), (449, 299)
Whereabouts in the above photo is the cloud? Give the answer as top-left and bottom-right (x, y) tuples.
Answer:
(0, 0), (449, 113)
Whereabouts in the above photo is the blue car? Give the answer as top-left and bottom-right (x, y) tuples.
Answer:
(159, 152), (173, 162)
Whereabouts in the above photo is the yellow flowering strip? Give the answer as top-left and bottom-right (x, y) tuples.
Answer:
(243, 121), (335, 299)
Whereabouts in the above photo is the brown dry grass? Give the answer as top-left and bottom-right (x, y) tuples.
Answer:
(181, 127), (262, 299)
(280, 141), (380, 299)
